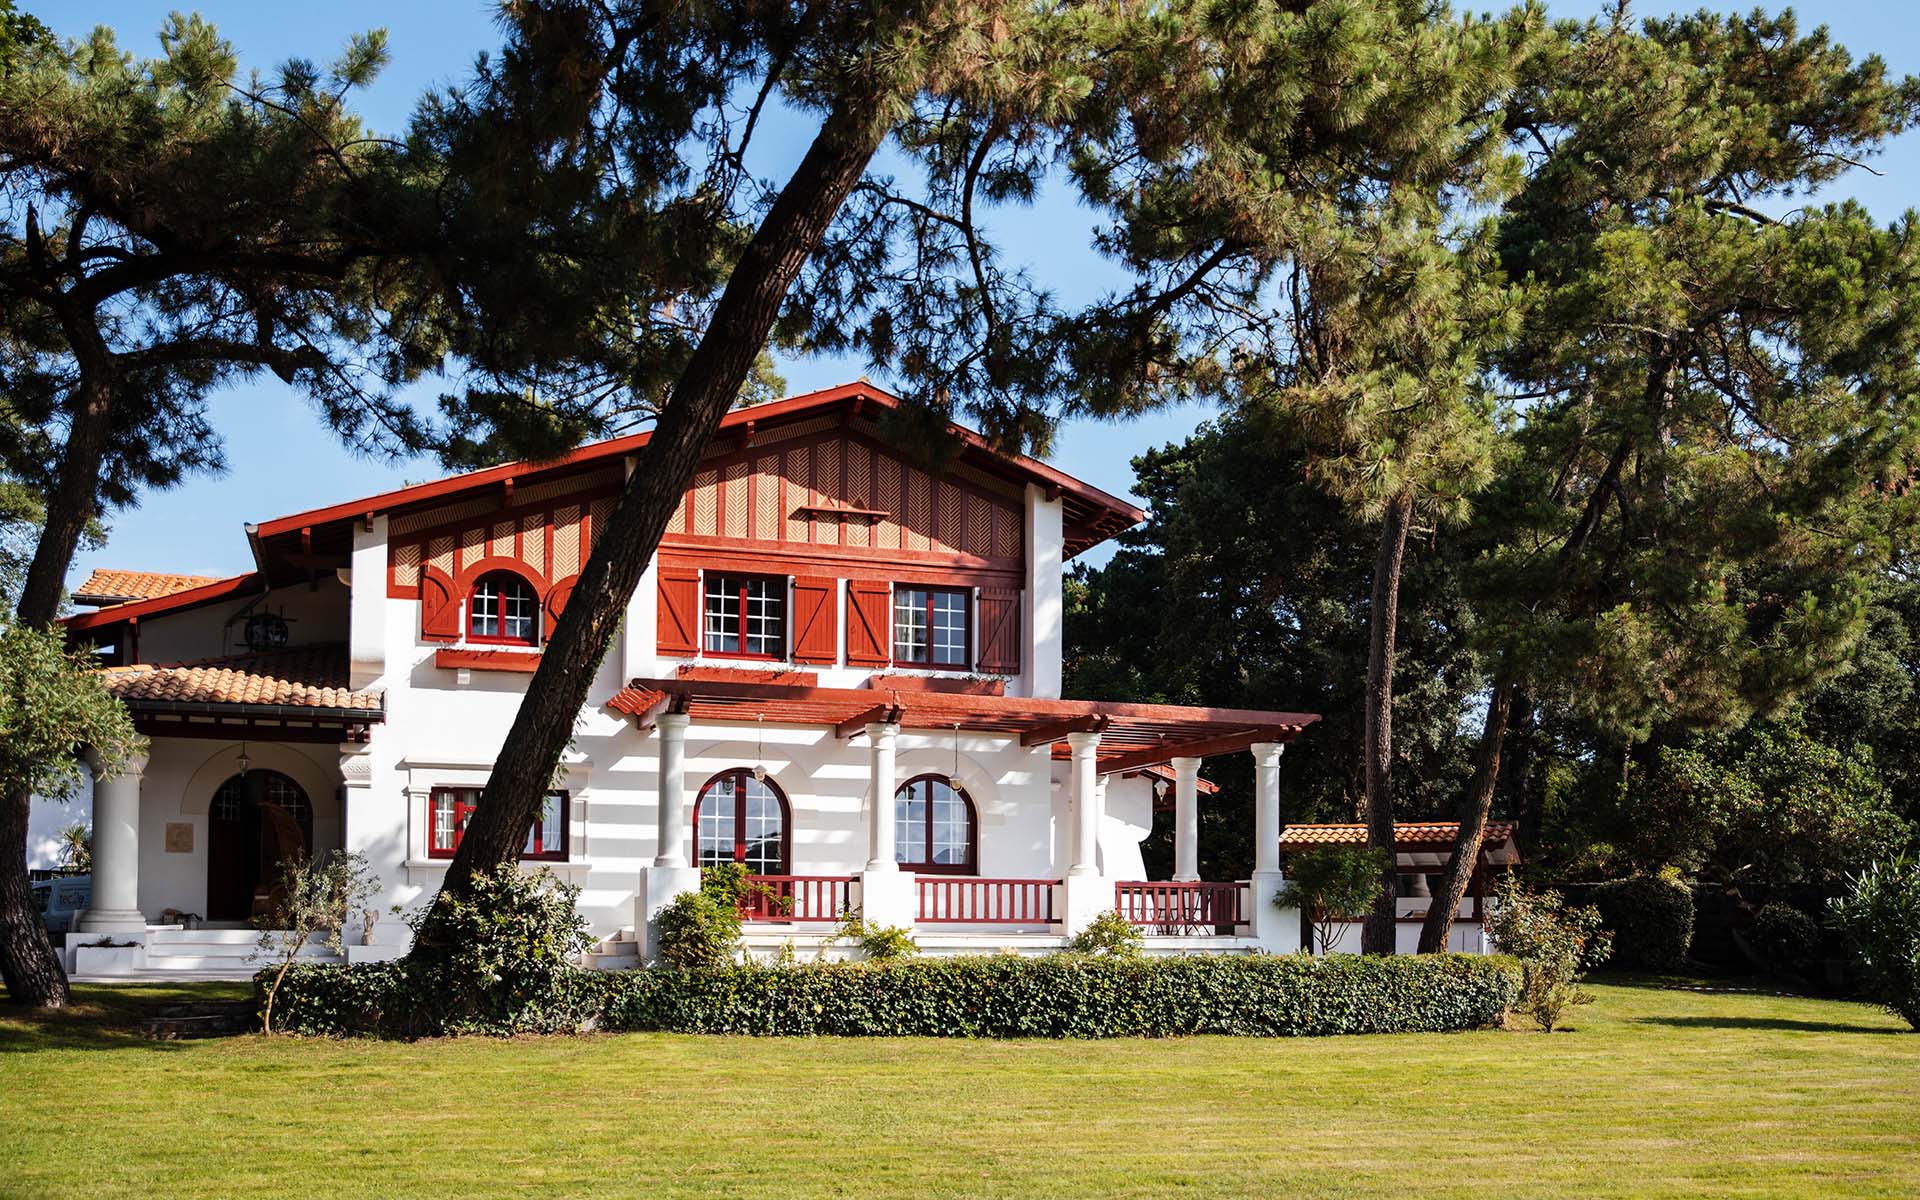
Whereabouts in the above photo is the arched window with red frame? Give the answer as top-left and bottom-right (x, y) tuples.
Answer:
(693, 769), (789, 875)
(469, 570), (540, 646)
(894, 774), (977, 873)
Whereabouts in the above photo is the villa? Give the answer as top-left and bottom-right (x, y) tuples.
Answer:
(49, 381), (1502, 976)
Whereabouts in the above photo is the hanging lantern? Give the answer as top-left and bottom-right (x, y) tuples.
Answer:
(752, 715), (768, 782)
(236, 741), (251, 777)
(948, 722), (962, 790)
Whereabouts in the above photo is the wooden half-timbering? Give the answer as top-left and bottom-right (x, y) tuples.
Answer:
(661, 423), (1025, 586)
(387, 467), (622, 641)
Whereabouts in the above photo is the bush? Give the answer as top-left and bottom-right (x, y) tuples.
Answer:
(1069, 910), (1144, 958)
(600, 953), (1522, 1038)
(263, 864), (598, 1038)
(1589, 875), (1693, 971)
(1751, 903), (1820, 978)
(1486, 875), (1612, 1032)
(1828, 856), (1920, 1031)
(655, 867), (751, 970)
(263, 951), (1521, 1040)
(1275, 846), (1388, 955)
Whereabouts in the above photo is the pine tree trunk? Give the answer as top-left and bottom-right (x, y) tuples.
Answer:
(1, 368), (118, 1009)
(1418, 675), (1513, 953)
(412, 95), (889, 940)
(1361, 488), (1414, 956)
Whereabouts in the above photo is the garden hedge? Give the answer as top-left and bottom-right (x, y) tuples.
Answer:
(1590, 875), (1695, 971)
(261, 952), (1521, 1039)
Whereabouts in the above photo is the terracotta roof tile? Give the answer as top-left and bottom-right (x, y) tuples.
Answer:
(74, 569), (225, 605)
(101, 644), (382, 713)
(1277, 822), (1515, 852)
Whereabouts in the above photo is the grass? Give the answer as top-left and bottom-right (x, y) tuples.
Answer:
(1, 976), (1915, 1199)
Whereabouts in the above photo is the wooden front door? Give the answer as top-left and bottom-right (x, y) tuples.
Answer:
(205, 771), (312, 922)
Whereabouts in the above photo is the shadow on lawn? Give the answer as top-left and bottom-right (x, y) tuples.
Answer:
(0, 983), (251, 1054)
(1632, 1015), (1907, 1036)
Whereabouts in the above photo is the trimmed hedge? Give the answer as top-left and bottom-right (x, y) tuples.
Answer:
(263, 952), (1521, 1039)
(1590, 875), (1695, 971)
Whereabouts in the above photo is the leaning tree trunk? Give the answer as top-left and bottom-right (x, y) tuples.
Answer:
(1418, 425), (1643, 954)
(412, 96), (891, 941)
(1360, 488), (1414, 956)
(1, 368), (120, 1009)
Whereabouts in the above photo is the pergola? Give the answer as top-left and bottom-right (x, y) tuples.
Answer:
(609, 675), (1321, 896)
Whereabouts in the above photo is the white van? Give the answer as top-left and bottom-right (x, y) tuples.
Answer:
(31, 875), (90, 933)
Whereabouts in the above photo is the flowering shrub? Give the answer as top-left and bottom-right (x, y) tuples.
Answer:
(1486, 875), (1612, 1032)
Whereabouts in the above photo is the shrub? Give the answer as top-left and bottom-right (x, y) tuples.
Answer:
(1828, 856), (1920, 1031)
(1486, 875), (1612, 1032)
(1275, 846), (1387, 955)
(655, 871), (747, 971)
(1069, 910), (1144, 958)
(827, 909), (918, 961)
(1751, 903), (1820, 978)
(599, 953), (1522, 1038)
(1589, 875), (1694, 971)
(260, 864), (601, 1038)
(254, 851), (380, 1034)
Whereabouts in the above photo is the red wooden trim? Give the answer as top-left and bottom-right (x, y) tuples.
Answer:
(419, 566), (461, 642)
(435, 648), (542, 673)
(61, 572), (261, 632)
(462, 564), (544, 646)
(789, 575), (838, 665)
(890, 584), (972, 670)
(739, 874), (857, 922)
(656, 540), (1021, 585)
(833, 703), (900, 740)
(845, 580), (891, 667)
(543, 574), (578, 636)
(1097, 728), (1299, 774)
(428, 786), (569, 861)
(656, 567), (701, 657)
(1113, 880), (1247, 930)
(676, 665), (818, 686)
(701, 570), (788, 660)
(975, 586), (1021, 675)
(1021, 714), (1108, 747)
(795, 504), (888, 521)
(869, 673), (1005, 696)
(385, 484), (623, 556)
(914, 877), (1058, 924)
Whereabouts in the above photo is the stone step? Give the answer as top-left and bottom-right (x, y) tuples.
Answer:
(145, 951), (343, 972)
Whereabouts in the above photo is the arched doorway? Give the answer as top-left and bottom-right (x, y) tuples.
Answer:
(206, 770), (313, 922)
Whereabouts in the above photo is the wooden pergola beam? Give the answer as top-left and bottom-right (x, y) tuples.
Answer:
(1098, 726), (1294, 775)
(1019, 714), (1108, 747)
(834, 703), (901, 740)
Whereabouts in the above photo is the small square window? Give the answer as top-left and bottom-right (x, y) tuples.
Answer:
(704, 574), (786, 658)
(894, 587), (969, 667)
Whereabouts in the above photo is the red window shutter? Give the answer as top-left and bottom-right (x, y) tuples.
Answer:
(657, 568), (700, 657)
(543, 575), (577, 637)
(790, 576), (838, 664)
(846, 580), (892, 667)
(976, 587), (1022, 675)
(420, 568), (461, 642)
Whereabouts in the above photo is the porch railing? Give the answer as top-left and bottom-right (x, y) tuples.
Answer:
(741, 875), (857, 923)
(1114, 881), (1248, 934)
(916, 877), (1060, 925)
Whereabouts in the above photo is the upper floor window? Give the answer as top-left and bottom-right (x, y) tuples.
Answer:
(694, 769), (789, 875)
(705, 573), (785, 659)
(895, 775), (976, 872)
(429, 787), (568, 861)
(470, 571), (540, 646)
(894, 587), (969, 668)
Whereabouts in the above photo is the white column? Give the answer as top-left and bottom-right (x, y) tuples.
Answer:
(1252, 741), (1284, 875)
(865, 722), (900, 871)
(77, 749), (149, 934)
(1066, 730), (1101, 876)
(1171, 756), (1201, 882)
(653, 713), (690, 867)
(348, 514), (388, 691)
(1247, 740), (1297, 954)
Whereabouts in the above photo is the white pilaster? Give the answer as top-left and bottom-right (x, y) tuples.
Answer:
(76, 749), (149, 934)
(1023, 483), (1064, 698)
(653, 713), (690, 868)
(1171, 756), (1201, 882)
(348, 514), (388, 690)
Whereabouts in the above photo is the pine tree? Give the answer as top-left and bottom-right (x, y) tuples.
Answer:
(1420, 8), (1920, 950)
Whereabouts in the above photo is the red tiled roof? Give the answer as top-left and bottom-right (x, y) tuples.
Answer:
(99, 644), (383, 713)
(1277, 822), (1515, 852)
(73, 569), (224, 605)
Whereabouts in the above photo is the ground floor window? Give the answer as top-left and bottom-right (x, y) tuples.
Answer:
(895, 774), (976, 873)
(694, 769), (789, 875)
(429, 788), (569, 861)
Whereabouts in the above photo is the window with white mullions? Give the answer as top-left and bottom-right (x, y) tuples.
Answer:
(893, 586), (970, 668)
(704, 573), (786, 658)
(469, 571), (540, 645)
(894, 775), (976, 873)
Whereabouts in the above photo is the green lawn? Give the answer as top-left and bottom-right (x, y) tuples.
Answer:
(2, 977), (1914, 1199)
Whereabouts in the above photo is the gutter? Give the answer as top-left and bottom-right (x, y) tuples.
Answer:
(121, 697), (386, 724)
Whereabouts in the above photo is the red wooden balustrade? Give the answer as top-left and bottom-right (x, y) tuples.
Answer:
(916, 877), (1060, 924)
(740, 875), (857, 922)
(1114, 881), (1248, 933)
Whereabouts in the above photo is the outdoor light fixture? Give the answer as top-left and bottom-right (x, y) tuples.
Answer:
(236, 741), (251, 777)
(948, 722), (962, 790)
(752, 714), (768, 782)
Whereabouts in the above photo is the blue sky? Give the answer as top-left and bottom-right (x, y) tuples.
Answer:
(45, 1), (1920, 586)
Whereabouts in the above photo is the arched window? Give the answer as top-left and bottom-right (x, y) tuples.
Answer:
(693, 769), (789, 875)
(895, 775), (976, 874)
(469, 571), (540, 645)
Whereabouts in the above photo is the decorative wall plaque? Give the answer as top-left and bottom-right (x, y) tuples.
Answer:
(163, 822), (193, 853)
